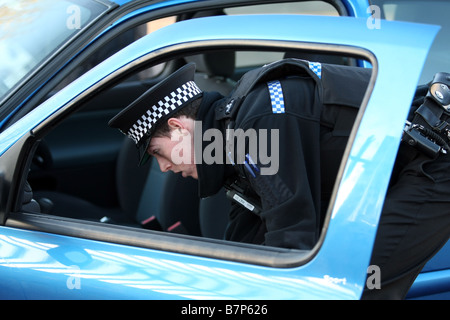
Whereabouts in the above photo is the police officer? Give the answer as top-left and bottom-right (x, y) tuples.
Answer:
(109, 60), (370, 250)
(362, 75), (450, 299)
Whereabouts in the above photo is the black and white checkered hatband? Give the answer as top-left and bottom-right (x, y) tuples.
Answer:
(127, 80), (202, 145)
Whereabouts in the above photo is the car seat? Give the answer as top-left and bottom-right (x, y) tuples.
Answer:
(185, 51), (236, 96)
(198, 188), (230, 239)
(33, 138), (150, 224)
(33, 138), (202, 235)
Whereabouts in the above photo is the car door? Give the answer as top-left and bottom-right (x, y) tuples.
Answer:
(0, 12), (441, 300)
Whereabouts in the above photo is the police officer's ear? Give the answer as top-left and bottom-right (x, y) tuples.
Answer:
(168, 117), (195, 135)
(167, 118), (192, 141)
(167, 117), (184, 132)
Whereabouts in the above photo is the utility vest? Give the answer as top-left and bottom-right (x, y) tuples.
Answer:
(402, 72), (450, 158)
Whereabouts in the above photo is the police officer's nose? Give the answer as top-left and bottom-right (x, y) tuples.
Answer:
(157, 158), (172, 173)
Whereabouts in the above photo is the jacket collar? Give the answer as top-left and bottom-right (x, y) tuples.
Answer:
(195, 92), (234, 198)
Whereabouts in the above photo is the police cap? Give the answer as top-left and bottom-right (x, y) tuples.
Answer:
(108, 63), (203, 165)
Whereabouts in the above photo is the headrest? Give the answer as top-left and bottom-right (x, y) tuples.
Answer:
(186, 51), (236, 78)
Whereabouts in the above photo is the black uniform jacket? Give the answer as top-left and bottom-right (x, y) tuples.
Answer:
(196, 59), (371, 250)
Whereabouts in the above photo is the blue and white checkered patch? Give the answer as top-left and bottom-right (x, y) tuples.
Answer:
(308, 61), (322, 79)
(267, 80), (285, 114)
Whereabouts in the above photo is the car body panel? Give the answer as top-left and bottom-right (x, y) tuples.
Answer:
(341, 0), (370, 17)
(407, 240), (450, 299)
(407, 267), (450, 300)
(0, 14), (440, 299)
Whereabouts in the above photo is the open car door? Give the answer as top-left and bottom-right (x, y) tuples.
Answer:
(0, 13), (443, 300)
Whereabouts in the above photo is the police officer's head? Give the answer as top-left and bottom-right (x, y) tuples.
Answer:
(109, 63), (203, 169)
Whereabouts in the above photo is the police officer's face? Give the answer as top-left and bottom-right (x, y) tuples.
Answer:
(148, 117), (198, 179)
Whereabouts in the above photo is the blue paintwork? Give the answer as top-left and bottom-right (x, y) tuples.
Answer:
(406, 269), (450, 300)
(407, 241), (450, 299)
(0, 226), (355, 299)
(342, 0), (371, 18)
(108, 0), (132, 5)
(0, 14), (439, 299)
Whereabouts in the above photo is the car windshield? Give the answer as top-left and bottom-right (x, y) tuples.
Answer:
(0, 0), (108, 101)
(370, 0), (450, 84)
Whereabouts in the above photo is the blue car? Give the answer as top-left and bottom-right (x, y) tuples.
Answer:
(0, 0), (448, 300)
